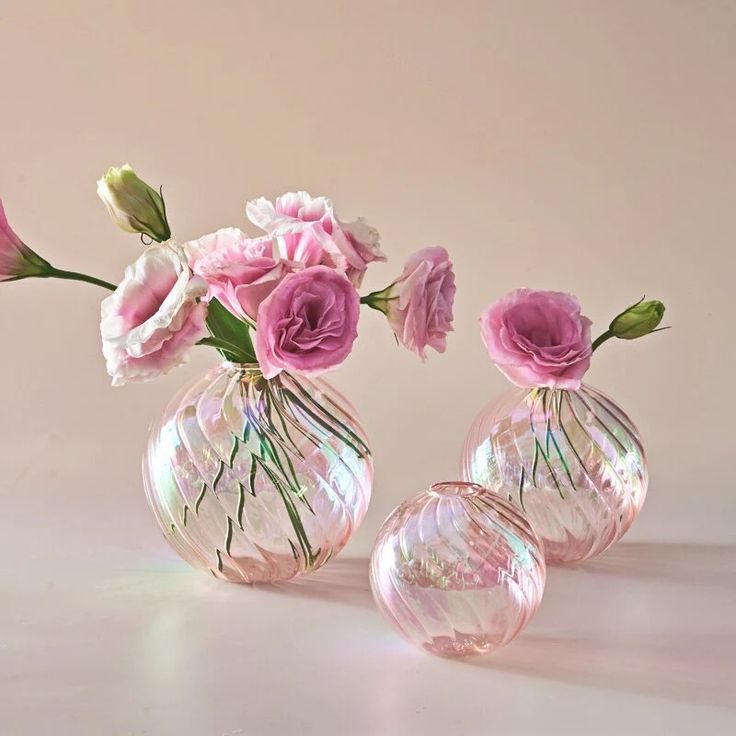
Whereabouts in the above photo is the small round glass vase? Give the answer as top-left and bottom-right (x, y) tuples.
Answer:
(370, 482), (545, 657)
(143, 362), (373, 583)
(461, 384), (647, 564)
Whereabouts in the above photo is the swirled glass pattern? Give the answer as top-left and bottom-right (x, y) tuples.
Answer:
(143, 362), (372, 583)
(461, 385), (647, 563)
(370, 482), (545, 657)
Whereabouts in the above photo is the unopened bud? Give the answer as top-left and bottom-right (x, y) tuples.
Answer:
(97, 164), (171, 242)
(610, 298), (665, 339)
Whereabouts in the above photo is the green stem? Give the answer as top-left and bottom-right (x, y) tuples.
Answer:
(360, 292), (398, 313)
(360, 298), (384, 313)
(45, 268), (116, 291)
(591, 329), (614, 353)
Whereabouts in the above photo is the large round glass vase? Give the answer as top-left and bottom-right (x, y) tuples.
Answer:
(143, 362), (373, 583)
(461, 385), (647, 563)
(370, 482), (546, 657)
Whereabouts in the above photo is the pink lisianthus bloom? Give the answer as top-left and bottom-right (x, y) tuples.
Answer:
(480, 288), (592, 390)
(185, 228), (299, 321)
(254, 265), (360, 379)
(0, 199), (51, 281)
(246, 191), (385, 287)
(101, 243), (209, 386)
(373, 246), (456, 360)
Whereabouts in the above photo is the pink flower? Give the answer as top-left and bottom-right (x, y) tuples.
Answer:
(376, 246), (456, 360)
(185, 228), (298, 321)
(101, 243), (209, 386)
(480, 289), (592, 390)
(246, 191), (385, 287)
(254, 266), (360, 379)
(0, 199), (50, 281)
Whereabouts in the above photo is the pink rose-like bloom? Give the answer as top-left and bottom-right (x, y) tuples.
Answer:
(101, 244), (209, 386)
(480, 289), (592, 390)
(0, 199), (50, 281)
(246, 191), (385, 287)
(254, 265), (360, 379)
(185, 228), (298, 321)
(383, 246), (456, 360)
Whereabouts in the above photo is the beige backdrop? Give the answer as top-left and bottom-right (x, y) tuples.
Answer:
(1, 0), (734, 551)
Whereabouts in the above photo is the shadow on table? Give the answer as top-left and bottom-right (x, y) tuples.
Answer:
(262, 555), (374, 609)
(467, 542), (736, 709)
(246, 542), (736, 708)
(560, 541), (736, 588)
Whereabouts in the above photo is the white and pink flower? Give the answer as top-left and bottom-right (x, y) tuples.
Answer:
(185, 228), (300, 321)
(101, 243), (209, 386)
(246, 191), (385, 287)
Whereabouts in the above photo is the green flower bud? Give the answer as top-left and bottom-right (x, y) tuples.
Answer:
(610, 298), (665, 339)
(97, 164), (171, 242)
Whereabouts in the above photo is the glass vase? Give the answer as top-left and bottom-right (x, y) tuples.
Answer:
(461, 385), (647, 563)
(143, 362), (373, 583)
(370, 482), (546, 657)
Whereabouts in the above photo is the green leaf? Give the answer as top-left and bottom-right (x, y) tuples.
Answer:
(197, 337), (252, 361)
(203, 298), (257, 363)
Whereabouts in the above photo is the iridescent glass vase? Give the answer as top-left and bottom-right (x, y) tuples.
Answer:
(143, 362), (373, 583)
(370, 482), (545, 657)
(461, 385), (647, 563)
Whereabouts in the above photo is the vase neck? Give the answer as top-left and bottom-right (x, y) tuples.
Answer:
(429, 481), (484, 498)
(528, 384), (588, 397)
(222, 361), (262, 376)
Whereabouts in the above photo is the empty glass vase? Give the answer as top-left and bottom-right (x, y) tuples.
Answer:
(461, 385), (647, 563)
(370, 482), (546, 657)
(143, 362), (373, 583)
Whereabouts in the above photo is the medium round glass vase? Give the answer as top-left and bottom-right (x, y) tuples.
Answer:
(143, 362), (373, 583)
(370, 482), (545, 657)
(461, 384), (647, 563)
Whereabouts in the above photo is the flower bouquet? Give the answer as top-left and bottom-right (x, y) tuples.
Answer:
(2, 165), (455, 583)
(461, 288), (667, 563)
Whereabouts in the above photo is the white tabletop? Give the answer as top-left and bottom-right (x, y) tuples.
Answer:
(2, 440), (734, 735)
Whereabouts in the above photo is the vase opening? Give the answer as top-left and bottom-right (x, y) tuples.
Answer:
(429, 481), (484, 498)
(222, 360), (261, 374)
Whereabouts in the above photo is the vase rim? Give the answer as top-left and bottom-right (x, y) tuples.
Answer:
(222, 360), (261, 372)
(429, 481), (485, 498)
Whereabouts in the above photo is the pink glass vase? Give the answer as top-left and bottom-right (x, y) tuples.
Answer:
(370, 482), (545, 657)
(461, 384), (647, 563)
(143, 362), (373, 583)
